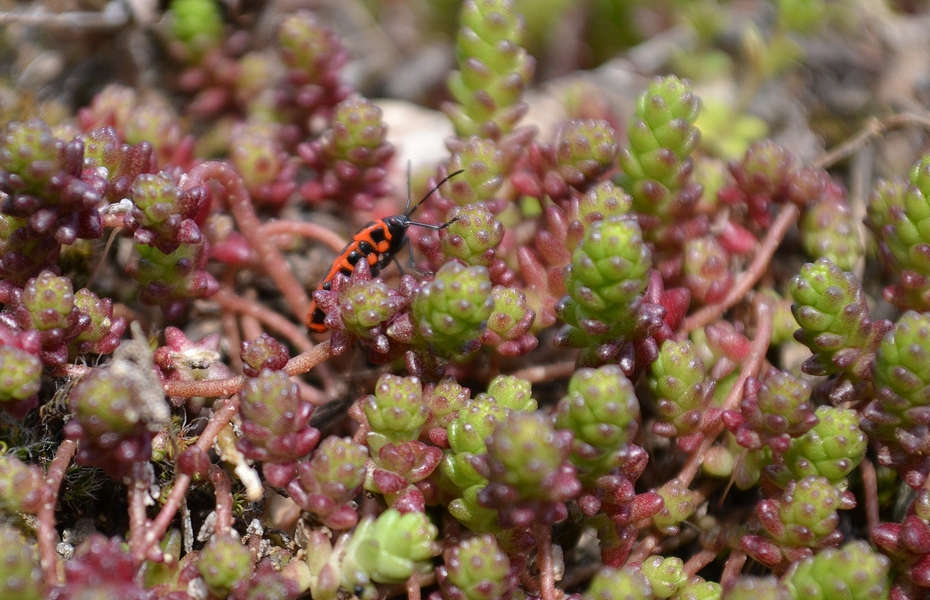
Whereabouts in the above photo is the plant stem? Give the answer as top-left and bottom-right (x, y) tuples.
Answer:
(681, 205), (797, 334)
(39, 439), (76, 584)
(812, 112), (930, 171)
(678, 296), (773, 487)
(261, 219), (348, 253)
(129, 461), (154, 562)
(510, 359), (577, 383)
(142, 397), (240, 559)
(630, 297), (773, 566)
(683, 547), (717, 576)
(283, 340), (334, 377)
(627, 534), (659, 565)
(184, 161), (311, 321)
(163, 374), (247, 398)
(210, 466), (234, 537)
(212, 288), (314, 353)
(720, 550), (746, 586)
(220, 270), (244, 374)
(536, 522), (557, 600)
(406, 572), (421, 600)
(861, 457), (880, 533)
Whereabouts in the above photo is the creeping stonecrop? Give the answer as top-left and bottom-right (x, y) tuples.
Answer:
(0, 1), (927, 600)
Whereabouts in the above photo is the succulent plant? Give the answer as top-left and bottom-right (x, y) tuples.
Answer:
(0, 4), (927, 600)
(641, 555), (688, 598)
(790, 258), (891, 397)
(871, 489), (930, 596)
(298, 98), (393, 210)
(515, 119), (620, 204)
(444, 0), (535, 139)
(0, 454), (44, 514)
(617, 76), (701, 234)
(723, 367), (817, 454)
(477, 411), (582, 527)
(0, 346), (42, 417)
(0, 525), (44, 600)
(336, 508), (440, 598)
(0, 120), (104, 247)
(860, 309), (930, 489)
(800, 197), (863, 272)
(411, 260), (495, 355)
(435, 534), (517, 600)
(555, 364), (640, 479)
(584, 566), (652, 600)
(741, 475), (856, 568)
(287, 436), (367, 529)
(363, 373), (429, 450)
(63, 363), (158, 479)
(237, 368), (320, 487)
(782, 540), (890, 600)
(649, 339), (714, 450)
(198, 534), (252, 597)
(52, 534), (148, 599)
(555, 214), (656, 362)
(766, 405), (868, 488)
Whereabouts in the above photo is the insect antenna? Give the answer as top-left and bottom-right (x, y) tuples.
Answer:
(403, 161), (412, 214)
(404, 165), (465, 218)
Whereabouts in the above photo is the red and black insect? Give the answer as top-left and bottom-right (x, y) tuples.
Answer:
(305, 169), (464, 332)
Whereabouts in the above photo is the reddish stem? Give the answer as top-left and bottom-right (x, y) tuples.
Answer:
(239, 300), (264, 342)
(142, 397), (240, 559)
(861, 457), (880, 533)
(560, 562), (601, 591)
(381, 573), (436, 600)
(220, 271), (244, 375)
(164, 374), (247, 398)
(812, 112), (930, 170)
(406, 571), (421, 600)
(162, 339), (332, 397)
(210, 466), (234, 537)
(247, 530), (262, 563)
(629, 297), (773, 567)
(510, 359), (578, 384)
(282, 340), (334, 377)
(536, 522), (557, 600)
(261, 219), (349, 253)
(681, 204), (798, 334)
(720, 550), (746, 587)
(39, 439), (76, 584)
(129, 461), (154, 561)
(627, 533), (659, 566)
(57, 329), (331, 401)
(224, 311), (244, 374)
(184, 161), (311, 321)
(678, 296), (773, 487)
(519, 570), (540, 593)
(683, 547), (717, 576)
